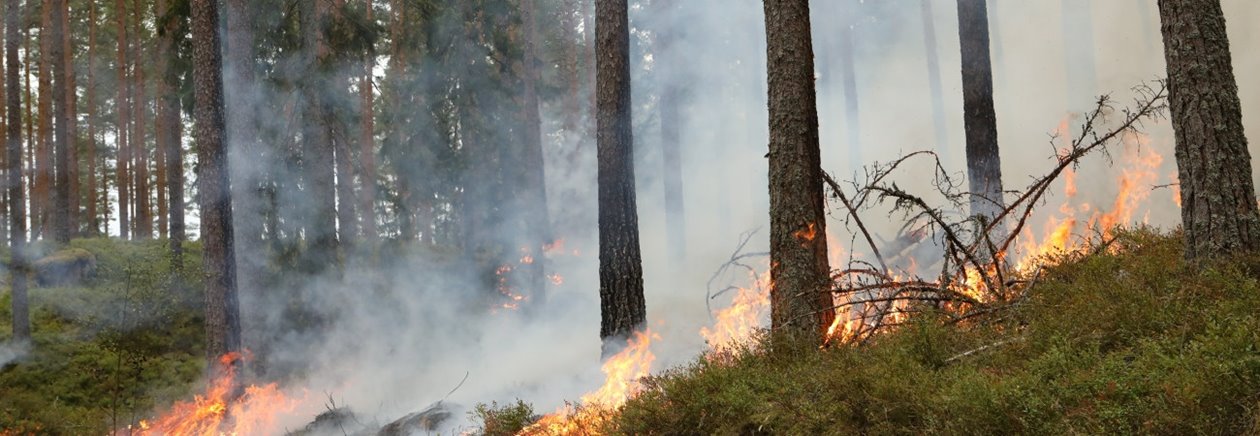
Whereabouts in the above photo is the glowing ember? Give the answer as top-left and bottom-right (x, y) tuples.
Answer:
(133, 353), (303, 436)
(543, 239), (566, 255)
(793, 222), (819, 242)
(522, 330), (658, 435)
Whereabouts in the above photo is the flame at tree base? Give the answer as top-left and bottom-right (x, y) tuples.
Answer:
(131, 352), (304, 436)
(521, 329), (658, 435)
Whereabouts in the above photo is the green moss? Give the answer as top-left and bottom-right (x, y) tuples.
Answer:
(0, 238), (204, 435)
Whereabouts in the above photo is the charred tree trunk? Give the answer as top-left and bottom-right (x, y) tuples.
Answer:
(956, 0), (1005, 223)
(191, 0), (241, 374)
(763, 0), (835, 341)
(595, 0), (646, 352)
(1157, 0), (1260, 260)
(7, 0), (29, 341)
(115, 0), (130, 240)
(50, 0), (70, 244)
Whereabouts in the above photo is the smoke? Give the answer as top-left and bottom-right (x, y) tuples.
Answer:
(166, 0), (1260, 433)
(0, 340), (29, 368)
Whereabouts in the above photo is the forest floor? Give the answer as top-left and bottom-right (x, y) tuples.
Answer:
(4, 229), (1260, 434)
(0, 238), (205, 434)
(484, 229), (1260, 435)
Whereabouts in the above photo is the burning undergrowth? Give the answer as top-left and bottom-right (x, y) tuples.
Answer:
(112, 84), (1179, 435)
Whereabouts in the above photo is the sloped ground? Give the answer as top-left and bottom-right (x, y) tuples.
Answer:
(0, 239), (205, 434)
(481, 229), (1260, 435)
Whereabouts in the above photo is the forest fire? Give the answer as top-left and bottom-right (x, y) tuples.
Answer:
(130, 353), (303, 436)
(521, 330), (658, 435)
(700, 270), (771, 350)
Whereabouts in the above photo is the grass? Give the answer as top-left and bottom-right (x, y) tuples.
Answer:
(478, 229), (1260, 435)
(0, 238), (205, 435)
(6, 230), (1260, 434)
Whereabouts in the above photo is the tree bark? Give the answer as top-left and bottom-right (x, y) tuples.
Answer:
(225, 0), (263, 283)
(956, 0), (1005, 222)
(191, 0), (242, 374)
(1157, 0), (1260, 260)
(595, 0), (646, 351)
(7, 0), (29, 341)
(763, 0), (835, 341)
(115, 0), (130, 240)
(50, 0), (70, 244)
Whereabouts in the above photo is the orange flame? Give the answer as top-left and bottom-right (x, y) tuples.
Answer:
(132, 353), (304, 436)
(700, 270), (771, 351)
(522, 330), (658, 434)
(793, 222), (819, 243)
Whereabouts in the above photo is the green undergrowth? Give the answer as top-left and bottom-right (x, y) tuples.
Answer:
(0, 238), (204, 435)
(479, 229), (1260, 435)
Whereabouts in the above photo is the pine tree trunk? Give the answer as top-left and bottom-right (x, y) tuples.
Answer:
(7, 0), (29, 341)
(115, 0), (130, 240)
(132, 0), (151, 239)
(956, 0), (1005, 223)
(225, 0), (261, 279)
(595, 0), (646, 351)
(36, 3), (51, 240)
(155, 0), (174, 240)
(1157, 0), (1260, 260)
(191, 0), (241, 374)
(359, 0), (377, 242)
(763, 0), (835, 341)
(50, 0), (70, 244)
(61, 0), (78, 237)
(86, 1), (99, 235)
